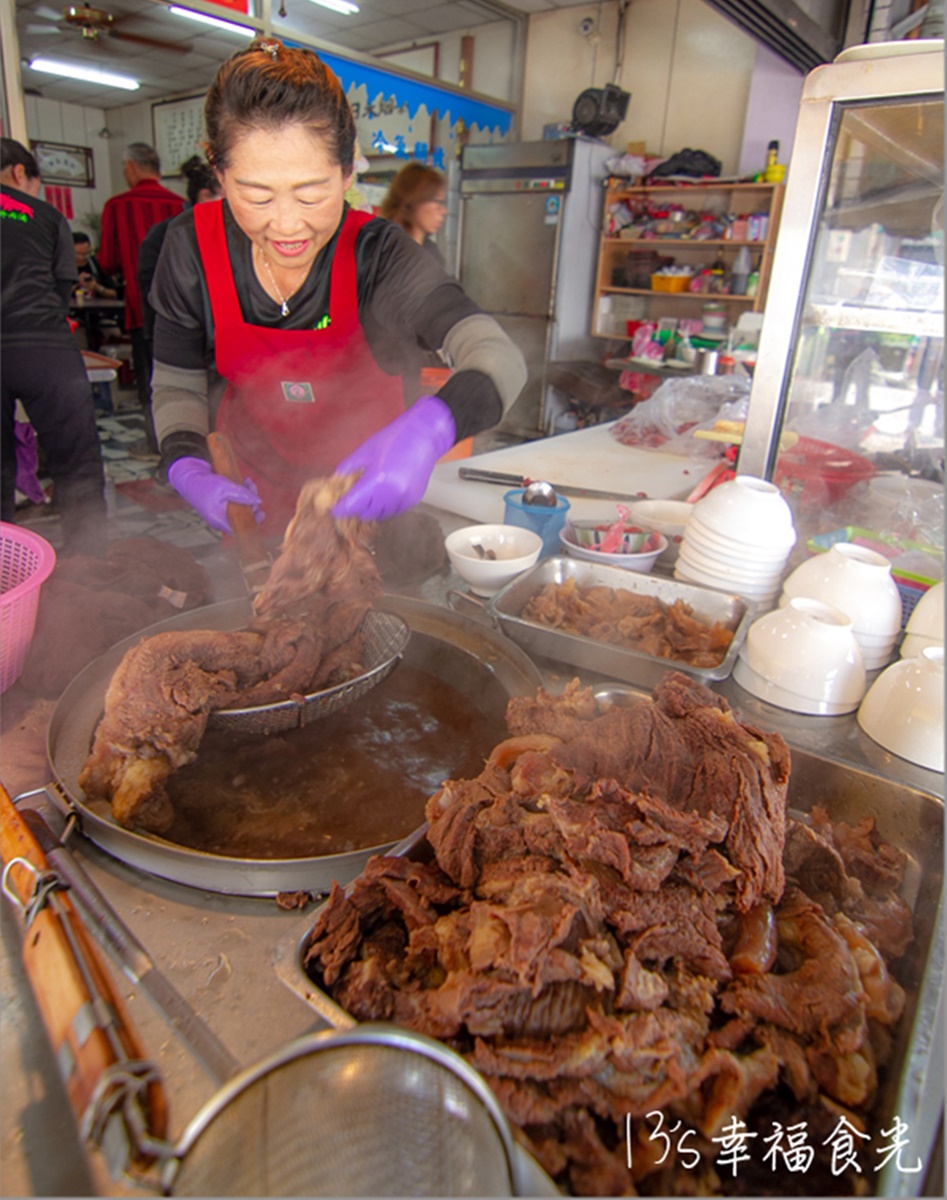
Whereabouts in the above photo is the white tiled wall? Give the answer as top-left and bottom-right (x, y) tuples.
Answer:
(23, 94), (114, 235)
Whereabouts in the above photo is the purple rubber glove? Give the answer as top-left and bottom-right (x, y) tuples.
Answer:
(167, 456), (264, 534)
(332, 395), (456, 521)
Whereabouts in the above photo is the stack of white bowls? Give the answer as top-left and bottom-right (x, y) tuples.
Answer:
(900, 582), (944, 659)
(779, 542), (902, 671)
(674, 476), (796, 608)
(733, 597), (867, 715)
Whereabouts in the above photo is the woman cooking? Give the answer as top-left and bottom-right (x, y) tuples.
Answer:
(151, 38), (526, 535)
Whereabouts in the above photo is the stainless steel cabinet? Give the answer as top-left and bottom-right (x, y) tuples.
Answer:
(739, 42), (943, 563)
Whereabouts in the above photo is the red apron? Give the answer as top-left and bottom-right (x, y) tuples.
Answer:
(194, 201), (405, 534)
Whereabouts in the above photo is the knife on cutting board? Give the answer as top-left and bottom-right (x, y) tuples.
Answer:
(457, 467), (648, 503)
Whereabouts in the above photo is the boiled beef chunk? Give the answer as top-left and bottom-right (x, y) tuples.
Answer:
(80, 475), (381, 831)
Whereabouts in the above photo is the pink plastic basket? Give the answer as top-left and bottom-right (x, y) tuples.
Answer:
(0, 522), (56, 694)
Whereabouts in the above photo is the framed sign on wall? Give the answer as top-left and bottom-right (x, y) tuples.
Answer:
(152, 94), (207, 176)
(31, 141), (95, 188)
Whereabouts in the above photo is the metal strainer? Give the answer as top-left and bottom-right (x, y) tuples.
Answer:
(163, 1024), (524, 1197)
(206, 610), (410, 736)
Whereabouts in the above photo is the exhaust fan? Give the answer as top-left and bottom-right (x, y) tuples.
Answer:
(571, 84), (630, 138)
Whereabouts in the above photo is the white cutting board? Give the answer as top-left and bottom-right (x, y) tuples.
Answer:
(424, 421), (700, 524)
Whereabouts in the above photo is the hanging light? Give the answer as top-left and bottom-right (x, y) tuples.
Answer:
(302, 0), (360, 15)
(169, 6), (257, 37)
(28, 58), (140, 90)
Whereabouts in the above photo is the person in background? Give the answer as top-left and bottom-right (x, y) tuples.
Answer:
(73, 232), (120, 300)
(98, 142), (185, 456)
(380, 162), (448, 266)
(72, 231), (120, 354)
(138, 156), (221, 347)
(1, 138), (107, 556)
(151, 39), (525, 536)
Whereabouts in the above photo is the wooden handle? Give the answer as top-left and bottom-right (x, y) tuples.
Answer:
(0, 785), (169, 1163)
(207, 431), (271, 593)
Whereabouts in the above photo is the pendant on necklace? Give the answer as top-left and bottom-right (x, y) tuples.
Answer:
(258, 248), (291, 318)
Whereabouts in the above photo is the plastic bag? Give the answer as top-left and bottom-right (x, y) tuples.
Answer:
(610, 376), (750, 458)
(14, 420), (46, 505)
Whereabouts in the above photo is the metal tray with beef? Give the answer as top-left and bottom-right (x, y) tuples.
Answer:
(485, 557), (752, 688)
(276, 673), (943, 1198)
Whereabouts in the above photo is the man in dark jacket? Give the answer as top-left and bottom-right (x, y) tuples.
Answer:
(1, 138), (106, 556)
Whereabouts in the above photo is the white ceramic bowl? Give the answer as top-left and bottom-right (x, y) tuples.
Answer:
(626, 500), (692, 563)
(857, 645), (944, 771)
(904, 581), (944, 642)
(691, 475), (796, 549)
(780, 543), (902, 645)
(684, 514), (795, 563)
(565, 518), (657, 554)
(559, 524), (668, 573)
(445, 524), (542, 596)
(733, 596), (867, 714)
(901, 630), (943, 660)
(674, 560), (781, 604)
(678, 541), (787, 585)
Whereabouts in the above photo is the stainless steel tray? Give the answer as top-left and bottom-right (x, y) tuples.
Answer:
(275, 744), (943, 1198)
(484, 556), (751, 688)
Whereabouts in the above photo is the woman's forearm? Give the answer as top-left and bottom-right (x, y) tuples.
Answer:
(151, 359), (211, 458)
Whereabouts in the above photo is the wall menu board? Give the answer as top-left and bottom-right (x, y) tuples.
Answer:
(152, 94), (207, 176)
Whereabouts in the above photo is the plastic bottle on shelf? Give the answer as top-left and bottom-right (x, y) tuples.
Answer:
(731, 245), (751, 295)
(764, 140), (786, 184)
(746, 270), (760, 299)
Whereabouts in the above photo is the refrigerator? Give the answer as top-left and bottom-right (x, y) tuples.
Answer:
(457, 138), (612, 438)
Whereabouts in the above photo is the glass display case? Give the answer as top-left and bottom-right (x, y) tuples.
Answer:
(738, 41), (943, 604)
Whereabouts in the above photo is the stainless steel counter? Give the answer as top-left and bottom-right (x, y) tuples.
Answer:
(1, 504), (942, 1197)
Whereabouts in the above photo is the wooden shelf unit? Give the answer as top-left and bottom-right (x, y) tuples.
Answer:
(591, 180), (784, 338)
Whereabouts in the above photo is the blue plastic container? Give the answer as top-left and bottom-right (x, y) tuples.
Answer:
(503, 489), (571, 557)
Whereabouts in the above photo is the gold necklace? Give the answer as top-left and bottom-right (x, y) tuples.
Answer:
(257, 248), (290, 316)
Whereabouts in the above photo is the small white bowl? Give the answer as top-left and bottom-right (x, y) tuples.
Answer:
(678, 541), (787, 585)
(674, 560), (781, 605)
(626, 500), (692, 563)
(904, 581), (944, 642)
(901, 630), (943, 660)
(780, 543), (902, 646)
(857, 645), (944, 771)
(445, 524), (542, 596)
(559, 524), (668, 573)
(734, 596), (867, 714)
(691, 475), (796, 549)
(685, 514), (794, 563)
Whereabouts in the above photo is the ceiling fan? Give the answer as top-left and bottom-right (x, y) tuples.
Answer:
(24, 4), (189, 54)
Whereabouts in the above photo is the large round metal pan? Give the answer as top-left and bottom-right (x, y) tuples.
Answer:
(45, 595), (543, 897)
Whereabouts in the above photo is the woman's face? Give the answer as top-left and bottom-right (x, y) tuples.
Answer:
(414, 192), (446, 239)
(219, 123), (352, 273)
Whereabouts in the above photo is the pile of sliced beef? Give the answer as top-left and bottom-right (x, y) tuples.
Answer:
(304, 672), (913, 1197)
